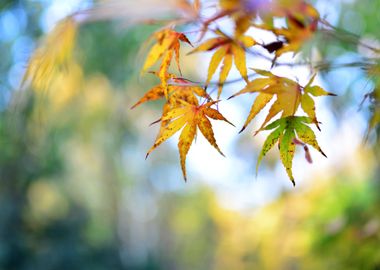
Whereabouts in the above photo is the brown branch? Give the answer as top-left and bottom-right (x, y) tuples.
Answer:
(205, 59), (375, 87)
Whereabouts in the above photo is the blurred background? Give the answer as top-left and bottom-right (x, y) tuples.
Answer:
(0, 0), (379, 269)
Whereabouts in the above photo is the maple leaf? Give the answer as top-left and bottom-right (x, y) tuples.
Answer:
(196, 0), (251, 41)
(131, 75), (211, 109)
(131, 73), (213, 160)
(257, 2), (319, 59)
(189, 30), (255, 98)
(229, 69), (335, 133)
(301, 74), (337, 129)
(272, 15), (318, 58)
(219, 0), (252, 37)
(142, 0), (202, 28)
(141, 29), (192, 96)
(22, 17), (78, 90)
(256, 116), (326, 185)
(275, 1), (319, 20)
(146, 101), (233, 181)
(175, 0), (201, 24)
(216, 0), (272, 37)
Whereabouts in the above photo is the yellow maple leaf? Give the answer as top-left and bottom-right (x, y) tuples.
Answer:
(146, 101), (233, 180)
(189, 30), (255, 98)
(23, 17), (78, 90)
(272, 15), (318, 58)
(218, 0), (272, 37)
(229, 70), (335, 133)
(131, 75), (211, 109)
(141, 29), (192, 97)
(256, 2), (319, 60)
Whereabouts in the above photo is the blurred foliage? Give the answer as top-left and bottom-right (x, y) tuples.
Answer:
(0, 1), (135, 269)
(152, 172), (380, 270)
(77, 22), (156, 86)
(0, 94), (125, 269)
(0, 1), (380, 270)
(312, 0), (380, 139)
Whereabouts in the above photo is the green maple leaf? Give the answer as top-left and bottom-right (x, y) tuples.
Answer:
(256, 116), (326, 186)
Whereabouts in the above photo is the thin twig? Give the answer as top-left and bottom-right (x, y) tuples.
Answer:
(319, 19), (380, 53)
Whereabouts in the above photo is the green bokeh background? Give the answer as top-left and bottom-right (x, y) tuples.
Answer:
(0, 1), (379, 269)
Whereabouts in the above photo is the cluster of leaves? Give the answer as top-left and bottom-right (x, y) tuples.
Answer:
(23, 0), (380, 185)
(131, 0), (335, 185)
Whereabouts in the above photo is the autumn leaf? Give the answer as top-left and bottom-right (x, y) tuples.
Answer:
(229, 69), (300, 132)
(197, 0), (251, 40)
(229, 70), (335, 133)
(143, 0), (202, 28)
(219, 0), (252, 36)
(131, 75), (211, 109)
(142, 29), (191, 74)
(131, 79), (210, 139)
(274, 1), (320, 21)
(302, 74), (337, 129)
(22, 16), (78, 90)
(174, 0), (201, 24)
(272, 15), (318, 58)
(189, 30), (255, 98)
(257, 2), (319, 59)
(141, 29), (192, 96)
(131, 73), (213, 161)
(217, 0), (273, 37)
(146, 101), (233, 181)
(256, 116), (326, 185)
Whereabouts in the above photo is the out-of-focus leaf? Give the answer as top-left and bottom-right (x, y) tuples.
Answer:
(23, 17), (78, 90)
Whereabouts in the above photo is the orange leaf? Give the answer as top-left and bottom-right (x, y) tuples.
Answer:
(141, 29), (192, 90)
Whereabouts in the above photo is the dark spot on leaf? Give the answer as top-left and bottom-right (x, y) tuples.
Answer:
(263, 41), (284, 53)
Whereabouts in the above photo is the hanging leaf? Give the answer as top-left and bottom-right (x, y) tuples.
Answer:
(22, 17), (78, 90)
(218, 0), (272, 36)
(302, 74), (337, 129)
(257, 2), (319, 60)
(146, 101), (233, 180)
(229, 70), (335, 133)
(131, 79), (210, 109)
(174, 0), (201, 24)
(131, 73), (212, 150)
(141, 29), (192, 96)
(189, 30), (255, 98)
(257, 116), (326, 185)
